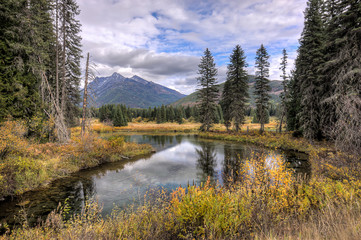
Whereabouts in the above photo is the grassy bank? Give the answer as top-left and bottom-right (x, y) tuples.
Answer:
(86, 116), (280, 134)
(3, 154), (361, 239)
(0, 120), (153, 199)
(198, 131), (315, 153)
(89, 121), (201, 133)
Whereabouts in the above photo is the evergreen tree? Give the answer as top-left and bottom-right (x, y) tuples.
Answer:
(185, 106), (191, 119)
(156, 107), (162, 124)
(226, 45), (249, 132)
(197, 48), (218, 131)
(168, 106), (175, 122)
(0, 0), (53, 121)
(254, 44), (271, 133)
(318, 0), (340, 134)
(323, 0), (361, 154)
(297, 0), (325, 140)
(286, 70), (302, 133)
(57, 0), (82, 126)
(278, 49), (288, 133)
(147, 107), (152, 119)
(113, 106), (123, 127)
(175, 107), (184, 124)
(121, 105), (129, 123)
(160, 104), (166, 123)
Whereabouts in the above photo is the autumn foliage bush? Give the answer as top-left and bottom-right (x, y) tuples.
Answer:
(0, 120), (28, 159)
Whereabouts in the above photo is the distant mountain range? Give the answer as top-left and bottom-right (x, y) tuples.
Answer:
(87, 73), (186, 108)
(172, 75), (283, 107)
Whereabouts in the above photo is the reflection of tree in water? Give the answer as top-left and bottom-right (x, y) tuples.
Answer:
(0, 176), (97, 228)
(175, 135), (183, 144)
(65, 177), (96, 217)
(145, 135), (182, 148)
(222, 146), (244, 187)
(196, 142), (217, 183)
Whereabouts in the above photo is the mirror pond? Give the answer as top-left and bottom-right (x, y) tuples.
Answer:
(0, 134), (309, 228)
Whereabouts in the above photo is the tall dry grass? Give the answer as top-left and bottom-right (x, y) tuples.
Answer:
(83, 116), (281, 134)
(257, 203), (361, 240)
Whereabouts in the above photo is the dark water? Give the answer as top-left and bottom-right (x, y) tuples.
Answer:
(0, 134), (309, 228)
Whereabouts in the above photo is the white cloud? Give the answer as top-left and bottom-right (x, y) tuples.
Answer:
(77, 0), (306, 95)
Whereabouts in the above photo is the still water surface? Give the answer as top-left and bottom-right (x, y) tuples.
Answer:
(0, 134), (309, 227)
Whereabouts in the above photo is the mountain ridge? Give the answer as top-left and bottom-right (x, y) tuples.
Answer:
(87, 73), (186, 108)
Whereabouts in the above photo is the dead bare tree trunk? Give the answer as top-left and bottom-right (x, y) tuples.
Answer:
(81, 53), (90, 138)
(40, 70), (69, 142)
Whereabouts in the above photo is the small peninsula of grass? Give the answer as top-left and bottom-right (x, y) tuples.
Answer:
(198, 131), (314, 153)
(0, 120), (153, 199)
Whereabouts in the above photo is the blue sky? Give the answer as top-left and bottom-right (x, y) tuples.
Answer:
(78, 0), (306, 94)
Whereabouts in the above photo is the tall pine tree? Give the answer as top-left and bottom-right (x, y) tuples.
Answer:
(323, 0), (361, 154)
(254, 44), (271, 133)
(278, 49), (288, 133)
(221, 45), (249, 132)
(297, 0), (325, 140)
(197, 48), (218, 131)
(57, 0), (82, 126)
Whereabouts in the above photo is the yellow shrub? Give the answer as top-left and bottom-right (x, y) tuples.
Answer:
(0, 120), (27, 159)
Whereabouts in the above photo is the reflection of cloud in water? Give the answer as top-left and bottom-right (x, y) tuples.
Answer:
(94, 141), (207, 213)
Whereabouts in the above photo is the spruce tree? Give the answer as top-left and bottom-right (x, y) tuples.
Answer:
(113, 106), (122, 127)
(57, 0), (82, 126)
(168, 106), (175, 122)
(160, 104), (166, 123)
(175, 107), (184, 124)
(254, 44), (271, 133)
(318, 0), (340, 134)
(227, 45), (249, 132)
(278, 49), (288, 133)
(286, 70), (302, 133)
(197, 48), (218, 131)
(297, 0), (325, 140)
(0, 0), (53, 121)
(323, 0), (361, 154)
(156, 107), (162, 124)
